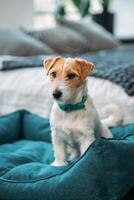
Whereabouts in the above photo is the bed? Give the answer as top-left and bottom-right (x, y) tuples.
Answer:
(0, 45), (133, 124)
(0, 110), (134, 200)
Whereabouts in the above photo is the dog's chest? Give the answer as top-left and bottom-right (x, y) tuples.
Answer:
(54, 112), (86, 132)
(50, 102), (94, 134)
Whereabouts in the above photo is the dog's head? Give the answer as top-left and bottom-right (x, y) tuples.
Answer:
(43, 56), (94, 103)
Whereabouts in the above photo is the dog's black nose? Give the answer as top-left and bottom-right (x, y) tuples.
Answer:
(53, 90), (62, 99)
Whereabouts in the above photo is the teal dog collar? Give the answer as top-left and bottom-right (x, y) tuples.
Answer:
(58, 96), (88, 112)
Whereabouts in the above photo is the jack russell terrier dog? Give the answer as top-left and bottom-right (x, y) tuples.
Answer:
(44, 56), (122, 166)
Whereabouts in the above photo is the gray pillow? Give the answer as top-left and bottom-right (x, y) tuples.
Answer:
(57, 18), (119, 51)
(29, 25), (90, 53)
(0, 28), (54, 56)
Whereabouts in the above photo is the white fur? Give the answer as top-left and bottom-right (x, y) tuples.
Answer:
(101, 103), (123, 127)
(50, 81), (113, 166)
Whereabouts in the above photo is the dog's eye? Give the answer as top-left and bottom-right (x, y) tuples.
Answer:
(67, 73), (76, 79)
(50, 72), (56, 78)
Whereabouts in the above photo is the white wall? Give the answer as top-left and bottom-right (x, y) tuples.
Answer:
(111, 0), (134, 38)
(0, 0), (34, 29)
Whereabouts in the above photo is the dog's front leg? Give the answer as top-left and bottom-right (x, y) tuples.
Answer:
(80, 131), (95, 155)
(51, 130), (67, 166)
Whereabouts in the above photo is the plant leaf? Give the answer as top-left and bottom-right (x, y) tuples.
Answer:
(102, 0), (109, 12)
(55, 5), (66, 19)
(72, 0), (81, 10)
(80, 0), (90, 17)
(72, 0), (90, 17)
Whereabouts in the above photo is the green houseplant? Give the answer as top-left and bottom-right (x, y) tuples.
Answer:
(93, 0), (114, 33)
(55, 0), (114, 33)
(55, 0), (90, 19)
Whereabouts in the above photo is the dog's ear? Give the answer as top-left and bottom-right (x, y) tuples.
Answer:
(43, 56), (62, 75)
(75, 58), (94, 78)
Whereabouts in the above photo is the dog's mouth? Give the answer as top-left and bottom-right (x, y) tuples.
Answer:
(52, 92), (71, 104)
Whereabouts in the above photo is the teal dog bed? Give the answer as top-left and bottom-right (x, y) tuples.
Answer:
(0, 110), (134, 200)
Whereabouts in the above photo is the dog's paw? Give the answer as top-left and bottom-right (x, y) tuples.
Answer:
(51, 160), (67, 167)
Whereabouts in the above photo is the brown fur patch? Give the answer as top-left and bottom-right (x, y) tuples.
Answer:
(44, 56), (63, 75)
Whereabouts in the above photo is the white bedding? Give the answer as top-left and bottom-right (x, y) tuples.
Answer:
(0, 68), (134, 124)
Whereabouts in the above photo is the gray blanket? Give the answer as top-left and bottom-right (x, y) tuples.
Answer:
(79, 46), (134, 96)
(0, 45), (134, 96)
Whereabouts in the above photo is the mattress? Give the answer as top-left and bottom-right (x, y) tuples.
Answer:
(0, 67), (133, 124)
